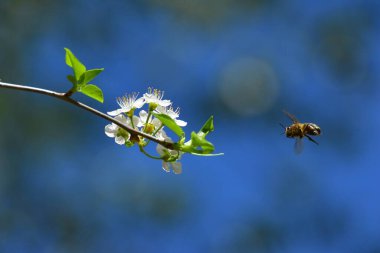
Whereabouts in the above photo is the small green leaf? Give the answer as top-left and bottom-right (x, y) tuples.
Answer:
(65, 49), (73, 67)
(198, 115), (214, 136)
(64, 48), (86, 81)
(190, 132), (215, 154)
(66, 75), (76, 86)
(78, 74), (86, 86)
(82, 68), (104, 84)
(181, 132), (215, 154)
(79, 84), (104, 103)
(153, 113), (184, 137)
(179, 116), (221, 155)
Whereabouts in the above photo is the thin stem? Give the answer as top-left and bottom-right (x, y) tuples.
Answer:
(153, 124), (164, 137)
(129, 115), (135, 129)
(138, 145), (163, 160)
(64, 87), (75, 97)
(143, 111), (152, 132)
(0, 81), (175, 150)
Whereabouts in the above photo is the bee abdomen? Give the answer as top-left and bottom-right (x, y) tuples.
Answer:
(286, 125), (303, 138)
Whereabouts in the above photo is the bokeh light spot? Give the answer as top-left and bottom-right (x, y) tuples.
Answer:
(218, 57), (278, 117)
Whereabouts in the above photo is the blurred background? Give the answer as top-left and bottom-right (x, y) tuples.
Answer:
(1, 0), (380, 252)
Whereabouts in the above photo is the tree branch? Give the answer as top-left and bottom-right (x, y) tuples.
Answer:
(0, 81), (175, 149)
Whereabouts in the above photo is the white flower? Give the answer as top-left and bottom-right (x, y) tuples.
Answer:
(143, 88), (171, 107)
(105, 114), (139, 145)
(107, 92), (145, 116)
(163, 160), (182, 174)
(155, 105), (187, 127)
(156, 144), (182, 174)
(155, 128), (169, 141)
(137, 110), (163, 134)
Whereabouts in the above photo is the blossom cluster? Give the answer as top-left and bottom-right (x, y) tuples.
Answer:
(104, 88), (186, 174)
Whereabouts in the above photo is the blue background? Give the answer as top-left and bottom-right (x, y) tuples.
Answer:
(1, 0), (380, 252)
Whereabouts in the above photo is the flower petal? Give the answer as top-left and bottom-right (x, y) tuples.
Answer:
(139, 110), (148, 122)
(175, 119), (187, 127)
(105, 124), (117, 137)
(115, 136), (126, 145)
(162, 161), (171, 172)
(158, 99), (171, 107)
(172, 162), (182, 174)
(134, 97), (145, 108)
(107, 109), (124, 116)
(154, 105), (164, 114)
(132, 115), (141, 128)
(115, 114), (128, 124)
(157, 130), (170, 142)
(156, 144), (165, 156)
(151, 118), (162, 128)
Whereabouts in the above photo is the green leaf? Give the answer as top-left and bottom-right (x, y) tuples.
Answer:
(82, 68), (104, 84)
(198, 115), (214, 136)
(78, 73), (85, 86)
(179, 116), (222, 155)
(153, 113), (184, 137)
(190, 131), (215, 154)
(79, 84), (104, 103)
(66, 75), (76, 86)
(65, 49), (73, 67)
(181, 132), (215, 154)
(64, 48), (86, 81)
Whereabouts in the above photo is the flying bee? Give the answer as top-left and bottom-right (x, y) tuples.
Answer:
(281, 110), (321, 154)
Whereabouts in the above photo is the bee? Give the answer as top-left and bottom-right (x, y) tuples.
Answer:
(281, 110), (321, 154)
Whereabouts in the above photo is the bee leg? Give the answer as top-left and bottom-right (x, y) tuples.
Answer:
(279, 123), (286, 135)
(305, 135), (319, 145)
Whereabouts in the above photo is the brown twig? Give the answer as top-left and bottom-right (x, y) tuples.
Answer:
(0, 81), (175, 149)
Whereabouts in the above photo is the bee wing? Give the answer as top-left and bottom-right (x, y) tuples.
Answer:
(283, 110), (299, 123)
(294, 137), (304, 154)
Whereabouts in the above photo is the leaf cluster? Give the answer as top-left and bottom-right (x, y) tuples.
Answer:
(65, 48), (104, 103)
(154, 113), (222, 156)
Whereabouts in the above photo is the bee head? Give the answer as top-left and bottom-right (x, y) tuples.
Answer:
(306, 123), (321, 135)
(284, 127), (292, 137)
